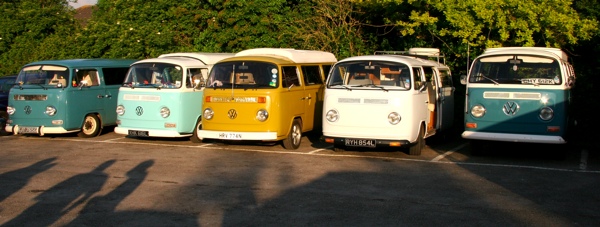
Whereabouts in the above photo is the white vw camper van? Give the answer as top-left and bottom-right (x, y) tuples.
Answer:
(322, 48), (454, 155)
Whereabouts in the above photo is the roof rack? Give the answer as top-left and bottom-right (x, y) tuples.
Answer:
(374, 48), (446, 65)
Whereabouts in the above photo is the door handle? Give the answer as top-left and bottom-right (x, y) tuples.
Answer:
(105, 95), (112, 98)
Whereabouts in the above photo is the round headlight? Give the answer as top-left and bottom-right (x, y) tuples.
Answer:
(7, 106), (15, 115)
(116, 105), (125, 116)
(539, 107), (554, 121)
(326, 109), (339, 122)
(470, 105), (486, 118)
(160, 107), (170, 118)
(203, 108), (214, 120)
(388, 112), (401, 125)
(45, 106), (57, 116)
(256, 109), (268, 122)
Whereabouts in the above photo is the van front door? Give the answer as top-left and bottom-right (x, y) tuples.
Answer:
(280, 66), (305, 134)
(423, 67), (437, 133)
(300, 65), (326, 132)
(70, 69), (104, 127)
(437, 69), (454, 131)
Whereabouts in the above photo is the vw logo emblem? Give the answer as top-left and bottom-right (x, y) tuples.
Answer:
(135, 106), (144, 116)
(227, 109), (237, 119)
(24, 105), (32, 115)
(503, 102), (520, 116)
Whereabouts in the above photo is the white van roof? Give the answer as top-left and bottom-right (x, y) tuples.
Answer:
(481, 47), (568, 61)
(338, 54), (450, 69)
(158, 52), (236, 65)
(133, 56), (215, 68)
(235, 48), (337, 64)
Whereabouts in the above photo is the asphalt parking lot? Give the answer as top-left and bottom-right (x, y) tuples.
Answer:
(0, 129), (598, 226)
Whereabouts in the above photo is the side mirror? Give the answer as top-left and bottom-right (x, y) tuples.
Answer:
(460, 75), (467, 85)
(567, 76), (575, 88)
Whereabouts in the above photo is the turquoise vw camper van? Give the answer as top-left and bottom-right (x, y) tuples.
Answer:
(114, 52), (235, 141)
(5, 59), (137, 137)
(460, 47), (576, 151)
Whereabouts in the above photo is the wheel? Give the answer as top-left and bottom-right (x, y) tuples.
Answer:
(333, 145), (345, 152)
(470, 140), (486, 156)
(0, 111), (8, 135)
(190, 119), (202, 143)
(408, 126), (424, 156)
(282, 119), (302, 150)
(78, 114), (101, 138)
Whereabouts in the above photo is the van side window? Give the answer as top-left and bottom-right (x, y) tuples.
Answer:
(282, 66), (301, 87)
(412, 67), (424, 89)
(322, 65), (332, 80)
(103, 67), (130, 85)
(438, 70), (452, 88)
(423, 67), (435, 84)
(188, 68), (205, 88)
(73, 70), (99, 87)
(301, 65), (323, 85)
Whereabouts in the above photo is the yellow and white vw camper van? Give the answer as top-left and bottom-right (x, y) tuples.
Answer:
(197, 48), (337, 149)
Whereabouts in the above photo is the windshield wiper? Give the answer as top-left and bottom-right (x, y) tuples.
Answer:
(480, 75), (499, 85)
(367, 84), (388, 91)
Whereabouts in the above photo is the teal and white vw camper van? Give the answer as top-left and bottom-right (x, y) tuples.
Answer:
(114, 52), (234, 141)
(460, 47), (576, 149)
(5, 59), (136, 137)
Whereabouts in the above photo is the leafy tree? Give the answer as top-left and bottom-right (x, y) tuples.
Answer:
(0, 0), (78, 75)
(193, 0), (300, 53)
(354, 0), (598, 69)
(74, 0), (211, 59)
(284, 0), (372, 58)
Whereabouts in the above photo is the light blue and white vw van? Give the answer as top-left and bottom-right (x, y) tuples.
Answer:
(114, 52), (235, 141)
(5, 59), (136, 137)
(460, 47), (576, 150)
(322, 48), (455, 155)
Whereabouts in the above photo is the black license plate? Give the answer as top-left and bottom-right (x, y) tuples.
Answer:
(345, 139), (376, 147)
(128, 130), (149, 137)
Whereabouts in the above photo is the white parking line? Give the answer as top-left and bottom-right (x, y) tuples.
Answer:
(308, 146), (332, 154)
(102, 137), (125, 142)
(11, 136), (600, 174)
(431, 143), (468, 162)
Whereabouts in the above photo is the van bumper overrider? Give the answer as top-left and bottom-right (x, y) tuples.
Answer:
(462, 131), (566, 144)
(197, 130), (277, 141)
(6, 124), (78, 136)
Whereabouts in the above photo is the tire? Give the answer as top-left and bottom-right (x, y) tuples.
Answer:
(0, 111), (8, 135)
(333, 145), (345, 152)
(282, 119), (302, 150)
(408, 126), (424, 156)
(190, 119), (202, 143)
(78, 114), (101, 138)
(470, 140), (486, 156)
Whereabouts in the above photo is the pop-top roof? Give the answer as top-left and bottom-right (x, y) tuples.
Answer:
(158, 52), (236, 65)
(482, 47), (568, 61)
(234, 48), (337, 63)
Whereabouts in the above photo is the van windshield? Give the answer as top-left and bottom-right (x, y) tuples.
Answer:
(469, 55), (562, 85)
(207, 61), (278, 89)
(327, 61), (411, 89)
(16, 65), (69, 88)
(123, 63), (183, 89)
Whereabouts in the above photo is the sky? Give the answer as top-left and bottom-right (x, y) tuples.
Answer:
(69, 0), (98, 9)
